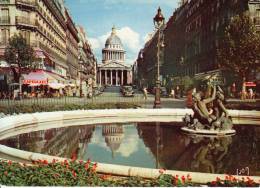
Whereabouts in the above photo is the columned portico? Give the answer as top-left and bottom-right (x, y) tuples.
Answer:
(99, 68), (132, 86)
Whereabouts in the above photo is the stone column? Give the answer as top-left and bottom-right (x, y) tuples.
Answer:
(105, 70), (107, 85)
(121, 70), (124, 85)
(116, 70), (118, 86)
(110, 70), (112, 85)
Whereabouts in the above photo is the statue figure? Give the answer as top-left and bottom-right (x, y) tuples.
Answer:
(183, 85), (234, 132)
(191, 140), (215, 173)
(192, 85), (216, 129)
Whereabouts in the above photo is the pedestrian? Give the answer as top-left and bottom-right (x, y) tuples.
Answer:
(248, 88), (254, 99)
(143, 87), (148, 100)
(170, 88), (175, 98)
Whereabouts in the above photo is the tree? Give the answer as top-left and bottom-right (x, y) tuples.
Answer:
(217, 13), (260, 94)
(4, 34), (35, 84)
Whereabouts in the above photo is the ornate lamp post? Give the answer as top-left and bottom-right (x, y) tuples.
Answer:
(153, 7), (165, 108)
(78, 56), (83, 98)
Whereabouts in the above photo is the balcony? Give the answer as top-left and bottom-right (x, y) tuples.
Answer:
(0, 16), (10, 25)
(15, 0), (36, 9)
(254, 17), (260, 25)
(16, 16), (36, 29)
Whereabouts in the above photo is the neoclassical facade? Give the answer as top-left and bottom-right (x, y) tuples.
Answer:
(97, 26), (132, 86)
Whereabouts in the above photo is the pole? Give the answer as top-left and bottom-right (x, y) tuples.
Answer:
(153, 28), (161, 108)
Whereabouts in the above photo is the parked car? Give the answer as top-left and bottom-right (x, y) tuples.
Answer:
(122, 86), (134, 97)
(151, 87), (168, 97)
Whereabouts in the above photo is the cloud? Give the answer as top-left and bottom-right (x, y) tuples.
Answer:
(88, 26), (142, 63)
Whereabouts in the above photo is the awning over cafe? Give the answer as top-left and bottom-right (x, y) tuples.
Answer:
(23, 70), (67, 86)
(23, 70), (48, 85)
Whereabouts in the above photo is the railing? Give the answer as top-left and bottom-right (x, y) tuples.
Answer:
(16, 0), (36, 7)
(0, 16), (10, 25)
(15, 16), (35, 27)
(0, 94), (145, 114)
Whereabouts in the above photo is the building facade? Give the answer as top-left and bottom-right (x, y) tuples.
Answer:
(97, 26), (132, 86)
(65, 9), (79, 83)
(135, 0), (260, 91)
(77, 25), (97, 97)
(0, 0), (67, 80)
(0, 0), (97, 94)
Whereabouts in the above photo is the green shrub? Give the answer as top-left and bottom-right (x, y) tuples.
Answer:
(0, 102), (141, 115)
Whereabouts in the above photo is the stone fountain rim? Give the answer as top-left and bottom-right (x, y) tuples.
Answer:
(0, 108), (259, 184)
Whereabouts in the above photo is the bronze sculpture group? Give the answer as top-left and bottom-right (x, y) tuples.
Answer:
(184, 85), (233, 131)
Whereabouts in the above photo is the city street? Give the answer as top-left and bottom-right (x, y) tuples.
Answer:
(0, 86), (186, 109)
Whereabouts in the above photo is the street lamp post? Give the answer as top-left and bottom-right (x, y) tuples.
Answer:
(78, 56), (83, 98)
(153, 7), (165, 109)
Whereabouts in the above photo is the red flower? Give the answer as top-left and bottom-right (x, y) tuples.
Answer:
(43, 160), (48, 165)
(64, 159), (69, 165)
(216, 177), (221, 182)
(4, 171), (8, 176)
(85, 163), (89, 170)
(181, 175), (186, 182)
(87, 159), (91, 163)
(7, 160), (12, 165)
(175, 175), (179, 178)
(101, 174), (111, 180)
(52, 159), (56, 164)
(79, 160), (83, 164)
(211, 181), (217, 186)
(72, 170), (76, 177)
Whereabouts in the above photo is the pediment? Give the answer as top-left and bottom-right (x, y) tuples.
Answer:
(98, 62), (130, 69)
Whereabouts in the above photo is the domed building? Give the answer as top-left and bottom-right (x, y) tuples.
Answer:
(102, 124), (124, 158)
(97, 26), (132, 86)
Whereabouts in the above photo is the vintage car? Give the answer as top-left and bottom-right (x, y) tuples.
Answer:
(122, 86), (134, 97)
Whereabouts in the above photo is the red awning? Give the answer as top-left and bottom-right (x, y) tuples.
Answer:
(245, 82), (256, 87)
(23, 70), (48, 85)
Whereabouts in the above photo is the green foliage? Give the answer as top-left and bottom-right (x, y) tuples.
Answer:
(1, 160), (258, 186)
(217, 13), (260, 80)
(0, 160), (195, 186)
(4, 34), (35, 82)
(0, 102), (141, 114)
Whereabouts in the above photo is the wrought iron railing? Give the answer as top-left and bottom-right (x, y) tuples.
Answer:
(0, 16), (10, 25)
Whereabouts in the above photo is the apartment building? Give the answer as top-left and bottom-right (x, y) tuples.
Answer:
(0, 0), (67, 80)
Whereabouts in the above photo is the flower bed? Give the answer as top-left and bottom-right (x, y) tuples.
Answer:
(0, 160), (259, 187)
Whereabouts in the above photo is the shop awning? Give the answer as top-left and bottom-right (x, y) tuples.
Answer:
(46, 72), (66, 83)
(23, 71), (48, 85)
(48, 83), (65, 89)
(245, 82), (256, 87)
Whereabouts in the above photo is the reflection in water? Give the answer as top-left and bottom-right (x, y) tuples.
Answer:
(102, 124), (124, 158)
(0, 122), (259, 176)
(137, 123), (260, 176)
(0, 125), (95, 159)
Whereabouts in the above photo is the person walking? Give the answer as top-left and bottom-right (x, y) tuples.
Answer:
(170, 88), (175, 98)
(143, 87), (148, 100)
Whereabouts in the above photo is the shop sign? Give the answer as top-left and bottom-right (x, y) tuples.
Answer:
(245, 82), (256, 87)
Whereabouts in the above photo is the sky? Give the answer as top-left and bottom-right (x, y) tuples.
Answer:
(65, 0), (179, 65)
